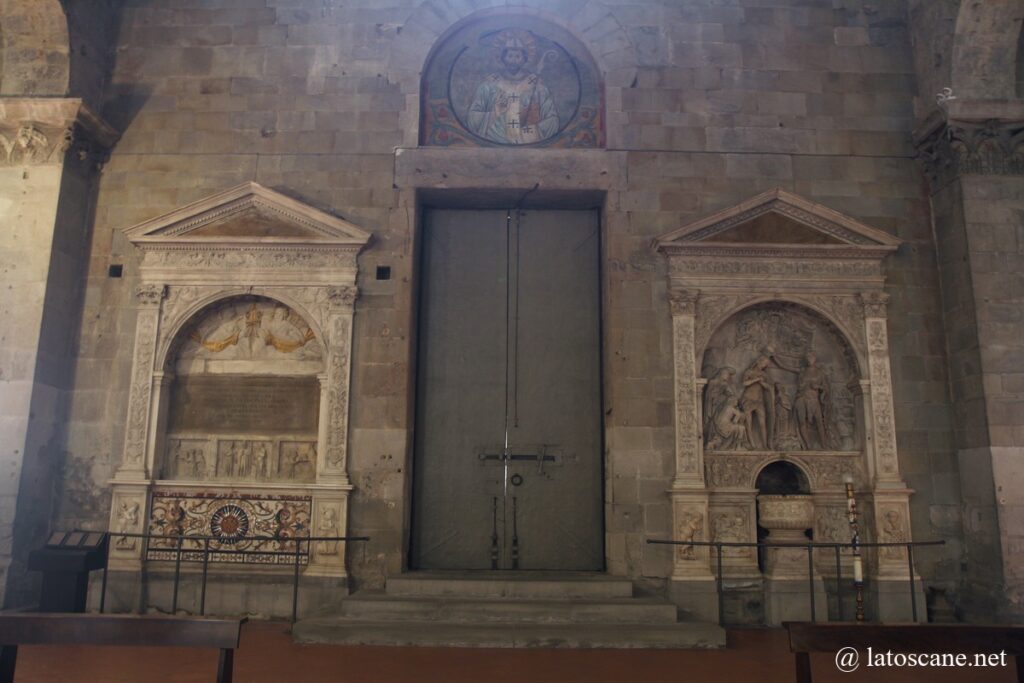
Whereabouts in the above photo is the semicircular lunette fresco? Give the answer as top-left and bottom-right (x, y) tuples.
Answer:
(700, 302), (861, 453)
(421, 17), (604, 148)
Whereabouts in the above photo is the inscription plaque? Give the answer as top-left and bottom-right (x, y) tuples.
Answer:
(168, 375), (320, 434)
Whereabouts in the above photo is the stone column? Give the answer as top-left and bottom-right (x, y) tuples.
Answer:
(915, 104), (1024, 619)
(667, 287), (716, 619)
(0, 99), (117, 606)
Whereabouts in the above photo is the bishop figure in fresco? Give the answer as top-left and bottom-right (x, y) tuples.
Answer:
(467, 30), (559, 145)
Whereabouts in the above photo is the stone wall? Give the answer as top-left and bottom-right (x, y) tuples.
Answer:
(47, 0), (967, 602)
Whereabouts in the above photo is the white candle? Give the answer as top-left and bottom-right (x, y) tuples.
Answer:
(853, 555), (863, 583)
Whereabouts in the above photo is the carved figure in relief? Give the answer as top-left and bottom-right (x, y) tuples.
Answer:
(253, 442), (269, 479)
(238, 442), (253, 478)
(793, 352), (833, 450)
(168, 441), (183, 477)
(709, 400), (748, 451)
(816, 507), (848, 542)
(263, 306), (317, 356)
(318, 507), (339, 555)
(712, 511), (747, 542)
(880, 510), (905, 559)
(181, 299), (320, 362)
(115, 501), (140, 549)
(703, 304), (858, 453)
(676, 510), (703, 560)
(704, 367), (741, 448)
(175, 446), (191, 479)
(739, 354), (786, 450)
(192, 449), (207, 478)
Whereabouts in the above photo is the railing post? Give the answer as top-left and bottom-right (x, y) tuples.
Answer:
(291, 537), (302, 624)
(99, 540), (110, 614)
(172, 534), (183, 614)
(200, 538), (210, 616)
(716, 543), (724, 626)
(834, 544), (843, 622)
(807, 543), (816, 623)
(907, 543), (917, 622)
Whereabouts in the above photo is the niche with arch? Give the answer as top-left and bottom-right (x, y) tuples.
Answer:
(701, 302), (861, 454)
(160, 295), (324, 484)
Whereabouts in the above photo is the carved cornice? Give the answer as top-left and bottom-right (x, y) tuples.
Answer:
(914, 101), (1024, 187)
(0, 98), (119, 168)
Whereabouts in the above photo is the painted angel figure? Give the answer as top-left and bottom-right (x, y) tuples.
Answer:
(466, 30), (559, 145)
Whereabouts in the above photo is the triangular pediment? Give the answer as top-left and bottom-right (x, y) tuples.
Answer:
(654, 189), (901, 255)
(124, 182), (371, 247)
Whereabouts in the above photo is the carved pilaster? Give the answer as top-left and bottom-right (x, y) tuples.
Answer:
(319, 287), (358, 483)
(117, 285), (165, 480)
(669, 288), (702, 486)
(859, 292), (902, 486)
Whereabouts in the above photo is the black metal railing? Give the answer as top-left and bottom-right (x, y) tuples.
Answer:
(646, 538), (945, 625)
(92, 531), (369, 623)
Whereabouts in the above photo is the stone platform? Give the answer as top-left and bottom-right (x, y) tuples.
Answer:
(292, 572), (726, 649)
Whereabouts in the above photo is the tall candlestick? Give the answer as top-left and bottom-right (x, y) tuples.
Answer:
(844, 475), (866, 621)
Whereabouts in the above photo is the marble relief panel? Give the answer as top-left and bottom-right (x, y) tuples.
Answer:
(163, 437), (317, 483)
(701, 303), (860, 453)
(175, 299), (323, 366)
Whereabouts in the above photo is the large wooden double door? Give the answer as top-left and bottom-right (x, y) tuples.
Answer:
(411, 209), (604, 570)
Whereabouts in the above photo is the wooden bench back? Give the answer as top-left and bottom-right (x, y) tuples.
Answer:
(785, 622), (1024, 656)
(0, 614), (245, 650)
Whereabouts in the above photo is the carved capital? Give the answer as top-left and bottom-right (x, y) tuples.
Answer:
(135, 284), (166, 307)
(669, 288), (699, 316)
(0, 99), (118, 168)
(858, 291), (889, 318)
(914, 113), (1024, 187)
(327, 285), (358, 310)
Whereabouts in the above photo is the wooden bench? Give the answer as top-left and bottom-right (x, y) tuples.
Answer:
(784, 622), (1024, 683)
(0, 613), (246, 683)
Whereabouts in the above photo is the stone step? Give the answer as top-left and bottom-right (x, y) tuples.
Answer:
(338, 593), (679, 624)
(291, 618), (726, 649)
(384, 572), (634, 599)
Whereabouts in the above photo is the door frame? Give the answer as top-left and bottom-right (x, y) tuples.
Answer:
(405, 190), (609, 572)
